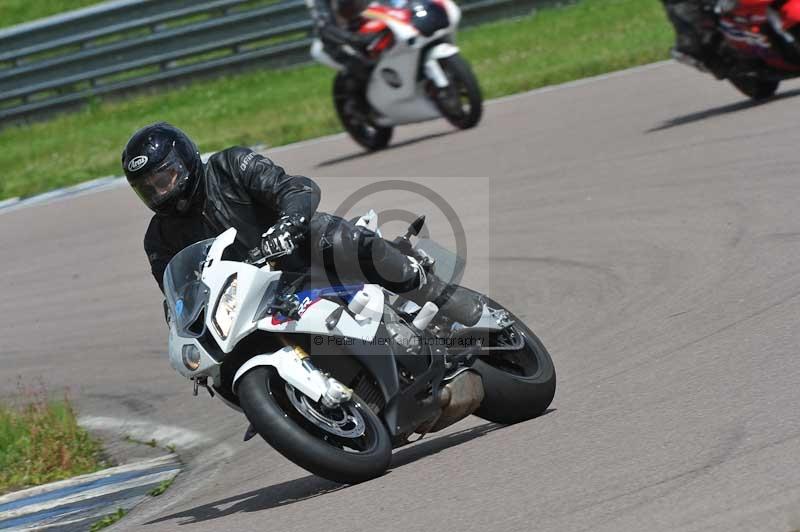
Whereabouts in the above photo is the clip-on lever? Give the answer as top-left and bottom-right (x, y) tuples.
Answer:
(247, 247), (293, 267)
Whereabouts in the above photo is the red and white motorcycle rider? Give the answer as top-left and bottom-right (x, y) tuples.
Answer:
(306, 0), (482, 150)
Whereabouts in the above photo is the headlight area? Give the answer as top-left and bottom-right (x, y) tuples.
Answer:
(182, 344), (201, 371)
(212, 274), (239, 339)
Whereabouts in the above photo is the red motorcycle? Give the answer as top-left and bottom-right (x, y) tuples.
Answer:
(678, 0), (800, 99)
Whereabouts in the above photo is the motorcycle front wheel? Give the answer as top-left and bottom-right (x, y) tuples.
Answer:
(238, 366), (392, 484)
(433, 54), (483, 129)
(468, 296), (556, 425)
(333, 73), (393, 151)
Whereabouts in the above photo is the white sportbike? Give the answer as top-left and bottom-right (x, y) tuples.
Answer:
(164, 214), (555, 483)
(311, 0), (483, 150)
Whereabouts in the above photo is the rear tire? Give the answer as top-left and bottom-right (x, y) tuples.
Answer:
(238, 366), (392, 484)
(729, 76), (779, 101)
(432, 54), (483, 129)
(470, 297), (556, 425)
(333, 73), (393, 151)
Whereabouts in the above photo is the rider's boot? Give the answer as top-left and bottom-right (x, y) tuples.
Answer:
(403, 260), (484, 327)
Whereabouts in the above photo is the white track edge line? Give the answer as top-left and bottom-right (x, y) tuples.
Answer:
(0, 469), (179, 521)
(0, 455), (180, 505)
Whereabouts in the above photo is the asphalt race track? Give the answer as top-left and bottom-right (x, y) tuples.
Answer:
(3, 61), (800, 531)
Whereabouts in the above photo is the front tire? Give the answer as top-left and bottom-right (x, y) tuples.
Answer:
(432, 54), (483, 129)
(729, 76), (779, 101)
(470, 297), (556, 425)
(333, 73), (393, 151)
(238, 367), (392, 484)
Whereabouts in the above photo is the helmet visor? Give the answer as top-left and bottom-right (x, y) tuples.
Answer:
(131, 150), (189, 211)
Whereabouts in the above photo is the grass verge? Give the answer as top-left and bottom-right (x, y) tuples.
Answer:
(0, 385), (104, 494)
(0, 0), (673, 201)
(1, 0), (105, 29)
(90, 508), (127, 532)
(148, 477), (175, 497)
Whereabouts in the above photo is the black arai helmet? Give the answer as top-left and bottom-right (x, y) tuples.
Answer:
(122, 122), (202, 215)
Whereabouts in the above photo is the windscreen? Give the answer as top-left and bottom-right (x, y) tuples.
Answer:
(163, 239), (215, 338)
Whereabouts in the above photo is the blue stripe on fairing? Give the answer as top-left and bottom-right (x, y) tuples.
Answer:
(0, 463), (178, 514)
(272, 284), (365, 323)
(295, 284), (365, 305)
(0, 482), (163, 530)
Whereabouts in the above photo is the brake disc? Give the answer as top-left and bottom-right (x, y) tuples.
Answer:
(285, 383), (366, 439)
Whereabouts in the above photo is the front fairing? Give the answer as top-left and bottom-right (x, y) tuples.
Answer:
(188, 228), (384, 354)
(163, 238), (218, 379)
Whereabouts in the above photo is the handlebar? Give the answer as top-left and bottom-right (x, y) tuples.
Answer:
(246, 247), (293, 266)
(247, 229), (307, 266)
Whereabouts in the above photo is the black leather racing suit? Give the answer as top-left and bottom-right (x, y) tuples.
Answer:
(662, 1), (721, 64)
(306, 0), (372, 79)
(144, 147), (421, 295)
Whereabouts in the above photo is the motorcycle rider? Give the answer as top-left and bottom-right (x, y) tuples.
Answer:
(306, 0), (375, 81)
(664, 0), (800, 71)
(661, 0), (726, 76)
(122, 122), (483, 326)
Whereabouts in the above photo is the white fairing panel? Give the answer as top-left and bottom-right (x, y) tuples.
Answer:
(256, 283), (384, 340)
(200, 229), (283, 353)
(191, 228), (383, 357)
(370, 84), (442, 126)
(168, 328), (221, 381)
(206, 227), (237, 263)
(206, 263), (282, 353)
(365, 16), (442, 125)
(367, 49), (442, 125)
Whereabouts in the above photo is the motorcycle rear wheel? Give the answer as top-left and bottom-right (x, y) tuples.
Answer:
(238, 366), (392, 484)
(728, 76), (779, 101)
(469, 296), (556, 425)
(433, 54), (483, 129)
(333, 73), (393, 151)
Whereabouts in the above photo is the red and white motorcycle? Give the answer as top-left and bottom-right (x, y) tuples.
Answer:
(311, 0), (483, 150)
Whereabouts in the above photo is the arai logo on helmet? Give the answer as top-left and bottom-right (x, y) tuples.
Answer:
(127, 155), (148, 172)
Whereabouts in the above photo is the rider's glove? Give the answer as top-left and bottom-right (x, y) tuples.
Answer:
(260, 214), (307, 258)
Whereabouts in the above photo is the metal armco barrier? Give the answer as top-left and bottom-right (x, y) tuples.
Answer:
(0, 0), (550, 121)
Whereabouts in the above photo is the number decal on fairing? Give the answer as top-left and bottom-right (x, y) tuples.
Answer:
(297, 296), (314, 315)
(270, 284), (365, 325)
